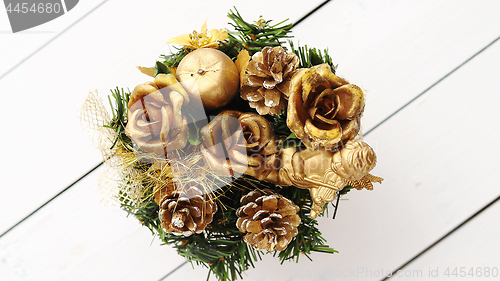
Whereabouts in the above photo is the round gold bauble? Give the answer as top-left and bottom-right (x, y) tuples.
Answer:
(176, 48), (239, 111)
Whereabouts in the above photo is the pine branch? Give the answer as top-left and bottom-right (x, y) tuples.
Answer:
(289, 42), (337, 73)
(272, 110), (303, 148)
(118, 173), (337, 281)
(159, 47), (188, 69)
(274, 186), (338, 263)
(221, 8), (293, 59)
(106, 87), (131, 149)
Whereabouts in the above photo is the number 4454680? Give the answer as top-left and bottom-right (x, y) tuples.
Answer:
(5, 2), (62, 14)
(444, 267), (498, 278)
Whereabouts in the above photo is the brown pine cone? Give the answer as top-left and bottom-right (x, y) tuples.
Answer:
(236, 189), (301, 251)
(158, 182), (217, 236)
(241, 46), (299, 115)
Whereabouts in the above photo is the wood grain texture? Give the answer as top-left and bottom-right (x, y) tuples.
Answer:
(290, 0), (500, 133)
(389, 199), (500, 280)
(0, 165), (183, 281)
(0, 0), (323, 234)
(0, 0), (107, 78)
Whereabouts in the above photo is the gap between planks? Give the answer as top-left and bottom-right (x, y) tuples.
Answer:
(365, 34), (500, 137)
(0, 162), (103, 239)
(373, 33), (500, 281)
(0, 0), (110, 81)
(382, 195), (500, 281)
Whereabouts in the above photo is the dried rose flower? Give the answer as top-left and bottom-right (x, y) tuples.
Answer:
(200, 110), (279, 180)
(125, 74), (190, 157)
(287, 64), (365, 150)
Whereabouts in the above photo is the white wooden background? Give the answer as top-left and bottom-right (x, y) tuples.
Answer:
(1, 0), (499, 280)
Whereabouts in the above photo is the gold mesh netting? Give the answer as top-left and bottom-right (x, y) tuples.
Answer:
(80, 91), (253, 208)
(79, 91), (144, 205)
(80, 91), (114, 158)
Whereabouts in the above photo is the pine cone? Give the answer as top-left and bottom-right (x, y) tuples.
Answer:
(241, 46), (299, 115)
(236, 189), (301, 251)
(158, 182), (217, 236)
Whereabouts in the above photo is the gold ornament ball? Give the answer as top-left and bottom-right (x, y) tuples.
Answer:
(176, 48), (239, 111)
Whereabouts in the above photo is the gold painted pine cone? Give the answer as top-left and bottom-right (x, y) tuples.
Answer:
(236, 189), (301, 251)
(125, 74), (190, 157)
(287, 64), (365, 150)
(200, 110), (280, 180)
(158, 182), (217, 236)
(241, 46), (299, 115)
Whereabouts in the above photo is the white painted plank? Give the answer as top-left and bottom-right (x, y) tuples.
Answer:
(391, 199), (500, 280)
(0, 0), (323, 234)
(0, 165), (184, 281)
(166, 15), (500, 281)
(291, 0), (500, 133)
(0, 0), (107, 77)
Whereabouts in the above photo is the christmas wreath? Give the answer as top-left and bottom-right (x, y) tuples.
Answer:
(81, 8), (383, 281)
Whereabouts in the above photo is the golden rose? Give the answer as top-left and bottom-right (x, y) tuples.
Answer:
(287, 64), (365, 150)
(200, 110), (279, 180)
(125, 74), (190, 157)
